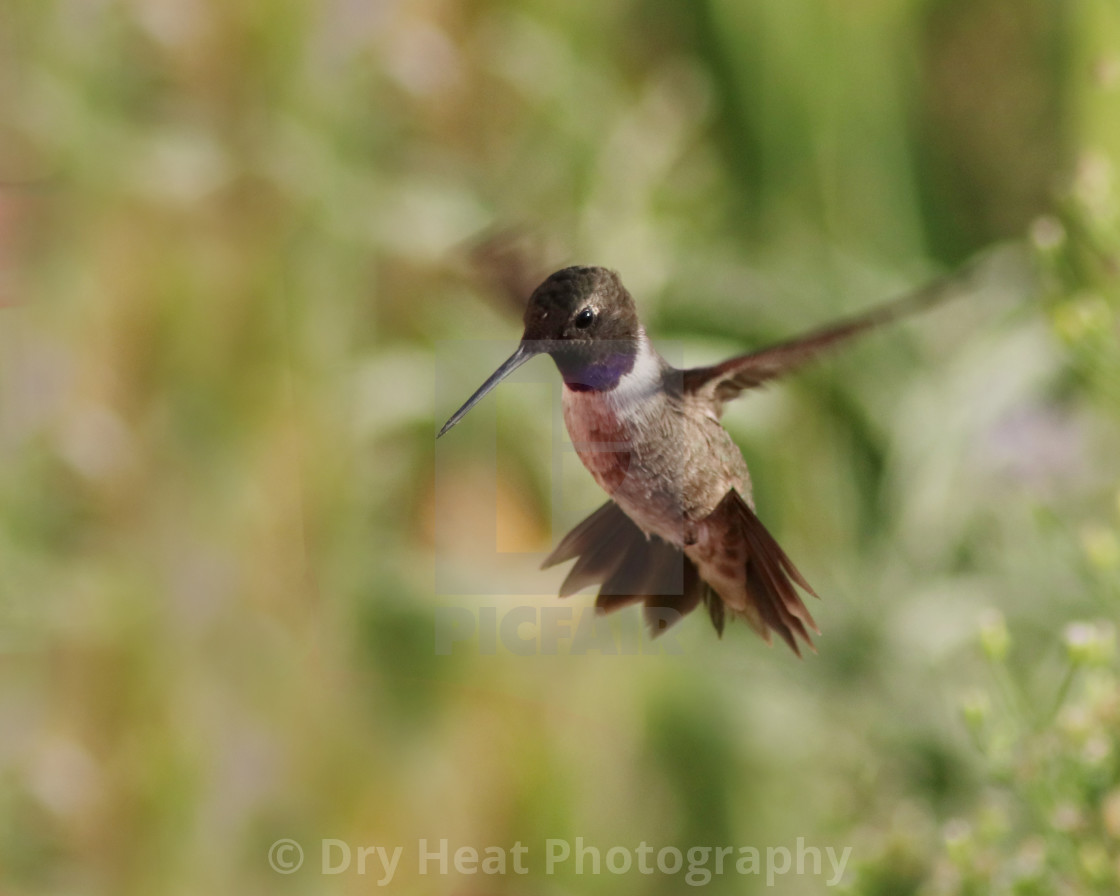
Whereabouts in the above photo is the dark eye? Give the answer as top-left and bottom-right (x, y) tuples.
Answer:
(575, 307), (595, 329)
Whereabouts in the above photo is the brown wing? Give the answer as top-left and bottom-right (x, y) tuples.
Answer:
(461, 227), (560, 317)
(682, 267), (973, 417)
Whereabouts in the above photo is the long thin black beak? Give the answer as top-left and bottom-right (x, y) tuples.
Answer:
(437, 342), (539, 438)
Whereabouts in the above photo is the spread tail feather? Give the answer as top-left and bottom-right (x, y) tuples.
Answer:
(542, 495), (820, 654)
(712, 490), (820, 656)
(542, 501), (718, 636)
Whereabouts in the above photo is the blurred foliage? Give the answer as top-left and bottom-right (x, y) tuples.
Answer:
(0, 1), (1118, 895)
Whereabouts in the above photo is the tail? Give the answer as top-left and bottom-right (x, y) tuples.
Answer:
(708, 490), (820, 656)
(541, 501), (723, 637)
(542, 495), (820, 653)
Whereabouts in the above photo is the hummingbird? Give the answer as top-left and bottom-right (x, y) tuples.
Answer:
(438, 265), (957, 654)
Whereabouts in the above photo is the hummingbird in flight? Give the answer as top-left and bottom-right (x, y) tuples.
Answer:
(438, 266), (958, 654)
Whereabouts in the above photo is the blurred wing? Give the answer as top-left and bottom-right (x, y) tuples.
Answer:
(461, 227), (559, 317)
(682, 267), (971, 417)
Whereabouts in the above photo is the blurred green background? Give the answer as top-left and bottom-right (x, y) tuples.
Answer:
(1, 1), (1119, 894)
